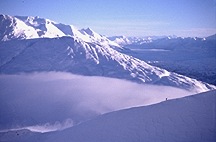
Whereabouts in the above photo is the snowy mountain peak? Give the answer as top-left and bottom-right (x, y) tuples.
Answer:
(15, 15), (56, 27)
(0, 14), (39, 41)
(79, 28), (120, 48)
(108, 35), (181, 46)
(0, 14), (10, 20)
(80, 27), (103, 41)
(0, 14), (120, 47)
(108, 36), (132, 46)
(81, 27), (97, 36)
(0, 14), (215, 92)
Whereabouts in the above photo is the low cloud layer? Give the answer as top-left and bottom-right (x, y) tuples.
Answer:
(0, 119), (73, 133)
(0, 72), (195, 132)
(25, 118), (73, 133)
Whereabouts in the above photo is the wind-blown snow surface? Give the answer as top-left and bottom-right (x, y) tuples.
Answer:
(0, 72), (193, 131)
(1, 89), (215, 142)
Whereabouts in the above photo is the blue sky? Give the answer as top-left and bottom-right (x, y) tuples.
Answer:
(0, 0), (216, 37)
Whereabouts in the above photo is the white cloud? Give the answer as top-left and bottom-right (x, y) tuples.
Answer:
(25, 118), (73, 133)
(0, 72), (195, 132)
(0, 119), (73, 133)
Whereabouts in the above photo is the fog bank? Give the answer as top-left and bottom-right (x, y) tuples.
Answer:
(0, 72), (194, 131)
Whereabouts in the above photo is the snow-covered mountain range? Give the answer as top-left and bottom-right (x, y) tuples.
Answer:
(0, 14), (119, 47)
(121, 34), (216, 85)
(108, 35), (178, 46)
(1, 90), (215, 142)
(0, 14), (215, 92)
(0, 14), (216, 142)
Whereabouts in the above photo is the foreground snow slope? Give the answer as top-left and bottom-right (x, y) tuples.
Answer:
(1, 90), (215, 142)
(47, 91), (216, 142)
(0, 37), (215, 92)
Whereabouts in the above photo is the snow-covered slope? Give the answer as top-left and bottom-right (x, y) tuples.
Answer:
(0, 36), (215, 92)
(122, 35), (216, 85)
(79, 28), (120, 47)
(44, 90), (216, 142)
(0, 14), (215, 92)
(0, 15), (39, 40)
(0, 14), (120, 48)
(108, 36), (133, 46)
(1, 90), (215, 142)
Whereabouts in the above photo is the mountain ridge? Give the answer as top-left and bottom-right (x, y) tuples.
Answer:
(0, 14), (120, 48)
(0, 36), (215, 92)
(0, 14), (215, 92)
